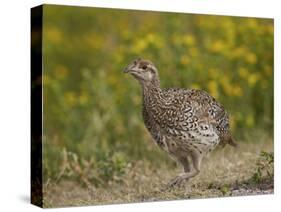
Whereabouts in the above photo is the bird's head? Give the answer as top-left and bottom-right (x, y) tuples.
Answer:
(123, 58), (159, 85)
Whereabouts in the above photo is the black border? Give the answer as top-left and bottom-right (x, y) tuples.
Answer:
(31, 5), (43, 208)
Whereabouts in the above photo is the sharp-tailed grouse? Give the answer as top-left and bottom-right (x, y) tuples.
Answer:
(123, 58), (237, 187)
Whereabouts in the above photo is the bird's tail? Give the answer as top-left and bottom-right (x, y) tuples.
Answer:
(228, 136), (238, 148)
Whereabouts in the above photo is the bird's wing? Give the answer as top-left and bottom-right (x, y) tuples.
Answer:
(160, 88), (230, 138)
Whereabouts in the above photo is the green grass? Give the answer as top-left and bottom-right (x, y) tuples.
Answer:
(43, 136), (273, 208)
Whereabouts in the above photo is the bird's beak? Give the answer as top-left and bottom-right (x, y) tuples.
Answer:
(124, 58), (141, 73)
(123, 66), (130, 73)
(123, 65), (137, 73)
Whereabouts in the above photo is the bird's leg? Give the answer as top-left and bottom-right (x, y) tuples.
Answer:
(168, 153), (203, 188)
(179, 156), (191, 173)
(166, 156), (191, 188)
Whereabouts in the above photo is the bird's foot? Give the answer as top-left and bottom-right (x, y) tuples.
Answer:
(168, 174), (187, 187)
(164, 174), (189, 190)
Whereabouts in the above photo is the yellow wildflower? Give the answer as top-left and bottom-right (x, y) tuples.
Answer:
(146, 33), (163, 48)
(232, 85), (243, 97)
(180, 55), (190, 65)
(238, 67), (249, 79)
(207, 80), (219, 98)
(248, 73), (260, 87)
(248, 18), (258, 29)
(64, 92), (76, 106)
(54, 65), (68, 79)
(183, 35), (196, 46)
(46, 27), (62, 43)
(245, 52), (257, 64)
(146, 33), (156, 43)
(210, 40), (224, 53)
(245, 114), (254, 127)
(133, 39), (147, 53)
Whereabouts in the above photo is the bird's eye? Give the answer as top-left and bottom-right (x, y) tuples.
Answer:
(142, 65), (147, 70)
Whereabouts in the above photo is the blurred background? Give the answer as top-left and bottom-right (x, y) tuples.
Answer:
(42, 5), (273, 185)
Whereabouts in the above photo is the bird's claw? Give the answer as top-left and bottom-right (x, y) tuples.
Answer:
(168, 176), (184, 187)
(164, 175), (189, 190)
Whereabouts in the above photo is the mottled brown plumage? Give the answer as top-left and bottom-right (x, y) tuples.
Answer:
(124, 58), (237, 187)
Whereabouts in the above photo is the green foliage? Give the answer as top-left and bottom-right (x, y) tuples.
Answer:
(42, 5), (273, 183)
(251, 151), (274, 184)
(94, 151), (130, 185)
(219, 184), (230, 196)
(52, 148), (130, 187)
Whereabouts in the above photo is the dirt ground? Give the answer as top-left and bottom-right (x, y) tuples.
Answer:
(43, 140), (273, 208)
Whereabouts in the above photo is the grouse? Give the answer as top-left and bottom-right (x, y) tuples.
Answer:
(123, 58), (237, 187)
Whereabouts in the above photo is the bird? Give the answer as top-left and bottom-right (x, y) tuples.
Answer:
(123, 58), (237, 187)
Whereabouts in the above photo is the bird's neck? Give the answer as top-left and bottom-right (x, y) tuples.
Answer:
(141, 78), (165, 112)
